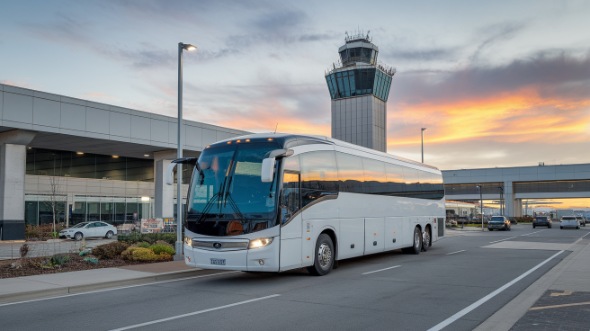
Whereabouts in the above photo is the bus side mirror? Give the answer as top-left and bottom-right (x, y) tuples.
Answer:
(261, 148), (293, 183)
(166, 162), (177, 185)
(261, 157), (276, 183)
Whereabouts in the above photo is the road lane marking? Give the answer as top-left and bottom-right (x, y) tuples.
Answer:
(427, 250), (565, 331)
(109, 294), (281, 331)
(520, 230), (545, 237)
(446, 250), (466, 255)
(362, 265), (401, 275)
(489, 236), (517, 244)
(529, 301), (590, 311)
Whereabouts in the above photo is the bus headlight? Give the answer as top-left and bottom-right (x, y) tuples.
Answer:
(248, 237), (273, 249)
(184, 236), (193, 247)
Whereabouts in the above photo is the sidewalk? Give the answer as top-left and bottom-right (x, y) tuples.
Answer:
(0, 260), (204, 304)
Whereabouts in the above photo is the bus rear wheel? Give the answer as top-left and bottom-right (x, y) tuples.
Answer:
(422, 227), (431, 252)
(402, 226), (422, 254)
(307, 234), (334, 276)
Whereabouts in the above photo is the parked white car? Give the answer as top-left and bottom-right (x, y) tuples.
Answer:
(560, 216), (580, 230)
(59, 221), (117, 240)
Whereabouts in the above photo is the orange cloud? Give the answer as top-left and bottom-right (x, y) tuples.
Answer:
(390, 87), (590, 147)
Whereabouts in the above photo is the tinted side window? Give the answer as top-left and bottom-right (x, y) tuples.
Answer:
(300, 151), (338, 207)
(336, 152), (364, 193)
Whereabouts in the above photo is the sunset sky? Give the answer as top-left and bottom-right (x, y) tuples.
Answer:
(1, 0), (589, 172)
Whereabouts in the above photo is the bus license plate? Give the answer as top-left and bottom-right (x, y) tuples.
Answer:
(210, 258), (226, 265)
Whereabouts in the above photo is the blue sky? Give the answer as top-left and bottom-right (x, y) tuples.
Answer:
(1, 0), (590, 171)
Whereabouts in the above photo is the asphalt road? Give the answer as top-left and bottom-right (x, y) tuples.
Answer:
(1, 224), (587, 331)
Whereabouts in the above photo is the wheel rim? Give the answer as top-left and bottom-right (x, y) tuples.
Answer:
(317, 243), (332, 270)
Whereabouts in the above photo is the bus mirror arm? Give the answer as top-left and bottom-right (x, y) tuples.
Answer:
(166, 157), (199, 185)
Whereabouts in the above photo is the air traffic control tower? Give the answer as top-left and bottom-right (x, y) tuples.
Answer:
(325, 32), (395, 152)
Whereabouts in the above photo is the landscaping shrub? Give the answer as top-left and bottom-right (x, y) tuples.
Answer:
(136, 242), (151, 249)
(118, 232), (176, 245)
(92, 242), (129, 260)
(150, 242), (175, 256)
(121, 245), (174, 262)
(25, 224), (66, 241)
(50, 254), (70, 266)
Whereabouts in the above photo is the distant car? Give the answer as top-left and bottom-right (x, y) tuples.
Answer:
(560, 216), (580, 230)
(575, 215), (587, 227)
(533, 216), (552, 228)
(488, 216), (511, 231)
(59, 221), (117, 240)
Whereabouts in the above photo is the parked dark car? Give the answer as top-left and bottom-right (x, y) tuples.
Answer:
(488, 216), (511, 231)
(533, 216), (552, 228)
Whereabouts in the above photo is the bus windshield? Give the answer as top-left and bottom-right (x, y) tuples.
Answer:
(185, 141), (280, 236)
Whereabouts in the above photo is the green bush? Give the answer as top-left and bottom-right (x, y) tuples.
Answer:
(50, 254), (70, 266)
(150, 242), (175, 256)
(121, 247), (172, 262)
(136, 242), (151, 248)
(118, 232), (176, 245)
(92, 241), (129, 260)
(121, 245), (174, 262)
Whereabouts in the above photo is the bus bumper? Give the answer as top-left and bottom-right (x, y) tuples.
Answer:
(184, 240), (280, 272)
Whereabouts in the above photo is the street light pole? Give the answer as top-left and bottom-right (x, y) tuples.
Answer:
(477, 185), (483, 231)
(176, 42), (196, 260)
(421, 128), (426, 163)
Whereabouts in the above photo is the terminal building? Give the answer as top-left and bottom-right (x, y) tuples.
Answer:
(0, 83), (247, 240)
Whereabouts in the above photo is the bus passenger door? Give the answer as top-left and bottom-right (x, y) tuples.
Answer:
(364, 218), (385, 254)
(279, 170), (303, 271)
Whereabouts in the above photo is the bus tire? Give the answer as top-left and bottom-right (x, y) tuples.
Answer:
(422, 227), (431, 252)
(307, 233), (334, 276)
(402, 226), (422, 255)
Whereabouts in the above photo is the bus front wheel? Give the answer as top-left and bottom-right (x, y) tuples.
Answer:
(402, 227), (422, 255)
(308, 234), (334, 276)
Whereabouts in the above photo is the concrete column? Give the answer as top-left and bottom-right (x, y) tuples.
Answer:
(0, 130), (36, 240)
(155, 159), (174, 218)
(153, 150), (177, 218)
(502, 180), (518, 218)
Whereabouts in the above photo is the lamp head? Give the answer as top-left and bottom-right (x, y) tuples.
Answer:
(179, 42), (197, 51)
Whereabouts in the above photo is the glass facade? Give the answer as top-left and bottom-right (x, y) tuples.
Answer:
(339, 46), (377, 65)
(26, 148), (154, 181)
(24, 148), (161, 226)
(514, 180), (590, 193)
(444, 183), (504, 195)
(325, 68), (392, 101)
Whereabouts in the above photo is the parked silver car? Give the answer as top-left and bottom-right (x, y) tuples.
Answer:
(59, 221), (117, 240)
(560, 216), (580, 230)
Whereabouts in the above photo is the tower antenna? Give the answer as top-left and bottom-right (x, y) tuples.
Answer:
(274, 123), (278, 133)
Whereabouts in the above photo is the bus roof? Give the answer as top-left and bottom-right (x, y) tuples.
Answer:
(211, 132), (441, 172)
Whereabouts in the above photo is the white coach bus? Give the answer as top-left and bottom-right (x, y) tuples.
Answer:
(175, 133), (445, 276)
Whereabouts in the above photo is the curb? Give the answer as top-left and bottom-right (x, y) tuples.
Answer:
(0, 269), (209, 305)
